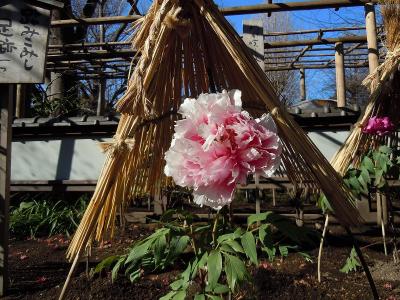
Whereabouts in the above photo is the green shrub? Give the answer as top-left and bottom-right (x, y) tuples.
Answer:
(10, 196), (88, 238)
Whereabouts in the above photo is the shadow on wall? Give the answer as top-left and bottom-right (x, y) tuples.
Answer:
(55, 139), (75, 180)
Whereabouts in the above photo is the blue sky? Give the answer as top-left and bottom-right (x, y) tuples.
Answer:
(136, 0), (381, 102)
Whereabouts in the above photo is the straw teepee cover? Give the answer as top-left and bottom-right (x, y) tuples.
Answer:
(331, 0), (400, 175)
(67, 0), (362, 261)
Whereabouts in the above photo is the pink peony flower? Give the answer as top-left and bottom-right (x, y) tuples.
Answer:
(362, 116), (395, 136)
(164, 90), (282, 210)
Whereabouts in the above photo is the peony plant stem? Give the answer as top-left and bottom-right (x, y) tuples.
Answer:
(317, 214), (329, 283)
(212, 211), (220, 246)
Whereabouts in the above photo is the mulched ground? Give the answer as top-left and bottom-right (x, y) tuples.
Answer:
(4, 223), (400, 300)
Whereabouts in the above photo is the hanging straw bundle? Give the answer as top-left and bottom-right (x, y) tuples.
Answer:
(66, 0), (363, 266)
(331, 0), (400, 175)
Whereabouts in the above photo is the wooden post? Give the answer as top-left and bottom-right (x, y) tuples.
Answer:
(300, 68), (306, 101)
(243, 20), (265, 71)
(97, 0), (106, 116)
(49, 8), (64, 105)
(15, 84), (24, 118)
(365, 3), (379, 74)
(0, 85), (13, 297)
(335, 42), (346, 108)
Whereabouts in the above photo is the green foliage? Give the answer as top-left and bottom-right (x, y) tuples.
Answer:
(91, 226), (191, 283)
(10, 196), (88, 238)
(340, 247), (361, 274)
(319, 145), (400, 213)
(95, 209), (315, 299)
(344, 145), (399, 196)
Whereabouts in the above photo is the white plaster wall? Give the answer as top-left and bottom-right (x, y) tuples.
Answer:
(11, 130), (350, 181)
(307, 130), (350, 161)
(11, 137), (111, 181)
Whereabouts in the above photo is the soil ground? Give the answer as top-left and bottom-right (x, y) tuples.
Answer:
(4, 223), (400, 300)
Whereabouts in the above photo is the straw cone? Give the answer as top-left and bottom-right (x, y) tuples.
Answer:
(67, 0), (362, 261)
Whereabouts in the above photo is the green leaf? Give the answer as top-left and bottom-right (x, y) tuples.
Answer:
(125, 240), (152, 264)
(172, 291), (186, 300)
(194, 294), (206, 300)
(206, 295), (223, 300)
(358, 175), (368, 194)
(361, 156), (374, 172)
(247, 212), (271, 227)
(111, 256), (126, 282)
(166, 235), (190, 263)
(181, 263), (191, 289)
(213, 283), (230, 294)
(374, 169), (384, 187)
(258, 224), (268, 245)
(128, 269), (141, 282)
(379, 145), (392, 154)
(224, 239), (244, 253)
(207, 250), (222, 289)
(170, 279), (183, 291)
(262, 246), (276, 261)
(160, 291), (177, 300)
(241, 231), (258, 265)
(224, 253), (248, 291)
(298, 251), (313, 263)
(348, 176), (362, 193)
(318, 195), (332, 214)
(154, 233), (167, 267)
(220, 244), (235, 254)
(217, 233), (237, 244)
(340, 247), (361, 274)
(92, 255), (119, 276)
(359, 169), (371, 185)
(279, 245), (289, 257)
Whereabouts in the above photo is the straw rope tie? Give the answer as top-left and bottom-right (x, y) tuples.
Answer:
(363, 47), (400, 89)
(163, 6), (191, 38)
(100, 135), (135, 157)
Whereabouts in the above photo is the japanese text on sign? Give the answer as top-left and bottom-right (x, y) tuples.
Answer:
(0, 2), (50, 83)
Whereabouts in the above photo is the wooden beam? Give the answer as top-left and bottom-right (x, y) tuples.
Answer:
(265, 61), (368, 71)
(264, 26), (367, 36)
(289, 45), (311, 67)
(0, 85), (13, 297)
(51, 15), (142, 27)
(48, 41), (131, 49)
(47, 49), (136, 61)
(50, 1), (379, 28)
(265, 35), (367, 48)
(221, 0), (378, 15)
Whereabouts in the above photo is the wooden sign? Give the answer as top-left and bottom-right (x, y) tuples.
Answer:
(243, 20), (265, 71)
(0, 1), (50, 83)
